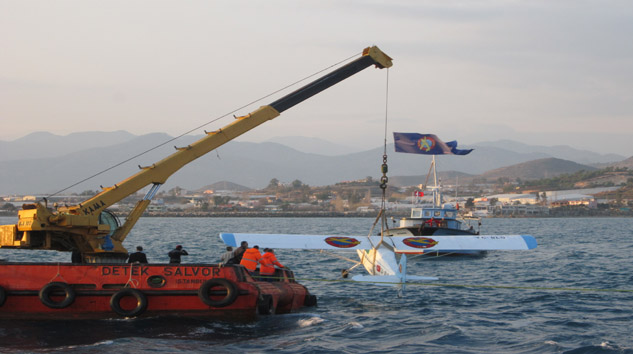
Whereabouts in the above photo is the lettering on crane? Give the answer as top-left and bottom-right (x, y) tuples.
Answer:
(83, 200), (106, 215)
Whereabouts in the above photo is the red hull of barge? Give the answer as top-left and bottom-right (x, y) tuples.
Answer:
(0, 263), (316, 320)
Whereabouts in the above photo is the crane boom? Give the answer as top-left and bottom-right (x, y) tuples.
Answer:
(0, 46), (392, 262)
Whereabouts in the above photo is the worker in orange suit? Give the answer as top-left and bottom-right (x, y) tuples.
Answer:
(239, 245), (262, 273)
(259, 248), (285, 282)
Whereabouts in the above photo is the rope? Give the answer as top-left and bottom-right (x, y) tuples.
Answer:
(48, 262), (68, 283)
(124, 263), (140, 288)
(289, 277), (633, 294)
(423, 159), (434, 191)
(45, 51), (363, 199)
(407, 251), (459, 261)
(317, 249), (360, 265)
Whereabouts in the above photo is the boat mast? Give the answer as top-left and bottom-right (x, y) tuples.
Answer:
(432, 155), (442, 208)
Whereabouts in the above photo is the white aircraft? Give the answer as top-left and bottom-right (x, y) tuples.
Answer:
(219, 231), (537, 295)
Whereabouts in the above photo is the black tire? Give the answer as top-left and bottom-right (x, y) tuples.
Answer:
(257, 294), (274, 315)
(110, 288), (148, 317)
(0, 285), (6, 307)
(304, 294), (317, 307)
(198, 279), (238, 307)
(39, 282), (75, 309)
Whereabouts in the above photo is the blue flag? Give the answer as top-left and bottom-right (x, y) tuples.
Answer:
(393, 133), (473, 155)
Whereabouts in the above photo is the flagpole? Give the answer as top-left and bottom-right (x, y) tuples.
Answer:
(432, 155), (439, 207)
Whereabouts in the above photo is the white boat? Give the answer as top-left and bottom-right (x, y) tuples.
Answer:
(385, 153), (485, 256)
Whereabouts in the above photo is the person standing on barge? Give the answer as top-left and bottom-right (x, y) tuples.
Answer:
(220, 246), (234, 265)
(259, 248), (285, 281)
(128, 246), (148, 263)
(168, 245), (188, 264)
(240, 245), (262, 273)
(227, 241), (248, 264)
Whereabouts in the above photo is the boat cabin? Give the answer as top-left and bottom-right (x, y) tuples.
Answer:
(399, 203), (461, 230)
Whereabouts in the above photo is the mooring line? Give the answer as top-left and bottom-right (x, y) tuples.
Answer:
(288, 277), (633, 293)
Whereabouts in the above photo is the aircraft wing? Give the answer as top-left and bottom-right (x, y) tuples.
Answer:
(219, 233), (537, 251)
(393, 234), (537, 252)
(220, 232), (376, 250)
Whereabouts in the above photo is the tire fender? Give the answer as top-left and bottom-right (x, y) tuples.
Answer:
(0, 285), (6, 307)
(198, 279), (238, 307)
(110, 288), (148, 317)
(257, 294), (274, 315)
(39, 282), (75, 309)
(304, 294), (318, 307)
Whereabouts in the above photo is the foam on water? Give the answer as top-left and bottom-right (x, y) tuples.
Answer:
(347, 321), (364, 329)
(297, 316), (325, 328)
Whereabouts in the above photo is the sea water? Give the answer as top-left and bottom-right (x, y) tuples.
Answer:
(0, 216), (632, 353)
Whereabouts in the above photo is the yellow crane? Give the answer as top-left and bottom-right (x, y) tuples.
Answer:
(0, 46), (392, 263)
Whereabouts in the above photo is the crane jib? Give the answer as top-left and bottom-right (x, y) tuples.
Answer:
(270, 55), (379, 113)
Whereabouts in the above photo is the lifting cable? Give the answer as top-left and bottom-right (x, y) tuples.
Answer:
(364, 67), (391, 275)
(378, 68), (391, 236)
(45, 51), (364, 199)
(345, 68), (391, 277)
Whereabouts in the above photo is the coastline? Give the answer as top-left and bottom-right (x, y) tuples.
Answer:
(2, 210), (631, 218)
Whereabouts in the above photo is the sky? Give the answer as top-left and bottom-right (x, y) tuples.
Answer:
(2, 0), (633, 156)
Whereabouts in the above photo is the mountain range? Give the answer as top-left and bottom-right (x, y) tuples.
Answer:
(0, 131), (630, 195)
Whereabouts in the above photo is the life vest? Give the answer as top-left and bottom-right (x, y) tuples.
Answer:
(260, 252), (283, 275)
(240, 248), (262, 272)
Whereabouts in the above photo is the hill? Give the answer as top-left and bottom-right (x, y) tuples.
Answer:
(387, 159), (598, 188)
(613, 156), (633, 170)
(472, 139), (624, 166)
(0, 131), (136, 162)
(479, 158), (597, 180)
(0, 131), (627, 195)
(263, 136), (362, 156)
(195, 181), (252, 192)
(389, 171), (474, 188)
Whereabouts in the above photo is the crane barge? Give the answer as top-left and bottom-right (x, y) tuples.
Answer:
(0, 46), (393, 319)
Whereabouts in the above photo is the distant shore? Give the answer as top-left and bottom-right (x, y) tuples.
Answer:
(2, 210), (631, 218)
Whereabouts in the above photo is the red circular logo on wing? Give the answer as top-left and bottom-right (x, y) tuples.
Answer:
(325, 237), (361, 248)
(403, 237), (438, 249)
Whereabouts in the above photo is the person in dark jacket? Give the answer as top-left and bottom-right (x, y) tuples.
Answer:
(127, 246), (148, 263)
(168, 245), (188, 264)
(71, 249), (83, 264)
(226, 241), (248, 264)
